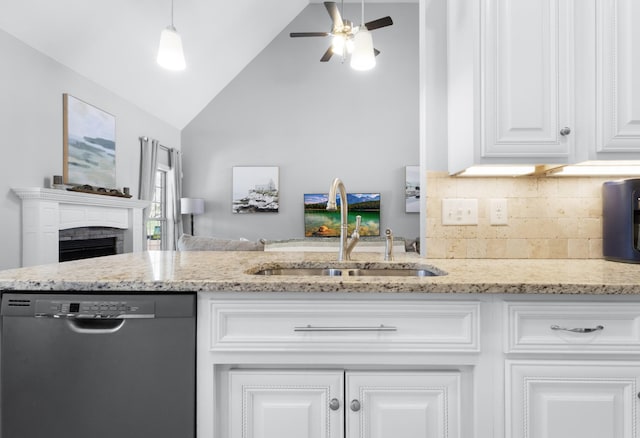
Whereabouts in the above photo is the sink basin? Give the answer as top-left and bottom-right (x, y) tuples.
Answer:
(251, 264), (446, 277)
(255, 268), (344, 277)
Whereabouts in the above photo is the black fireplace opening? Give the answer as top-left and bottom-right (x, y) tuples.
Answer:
(58, 227), (125, 262)
(59, 237), (118, 262)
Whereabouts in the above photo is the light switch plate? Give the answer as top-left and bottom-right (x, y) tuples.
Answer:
(489, 198), (508, 225)
(442, 199), (478, 225)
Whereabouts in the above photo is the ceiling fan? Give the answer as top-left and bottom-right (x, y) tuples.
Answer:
(290, 1), (393, 67)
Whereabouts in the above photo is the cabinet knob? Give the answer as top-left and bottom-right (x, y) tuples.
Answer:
(560, 127), (572, 136)
(350, 399), (361, 412)
(329, 398), (340, 411)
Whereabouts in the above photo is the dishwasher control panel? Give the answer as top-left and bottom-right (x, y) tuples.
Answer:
(34, 299), (155, 319)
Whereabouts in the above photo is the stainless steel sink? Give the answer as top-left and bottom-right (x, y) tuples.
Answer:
(346, 268), (438, 277)
(251, 264), (446, 277)
(255, 268), (344, 277)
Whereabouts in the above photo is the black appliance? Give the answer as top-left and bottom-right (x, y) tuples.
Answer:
(0, 293), (196, 438)
(602, 178), (640, 263)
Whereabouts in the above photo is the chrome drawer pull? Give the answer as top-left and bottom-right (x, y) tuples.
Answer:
(294, 324), (397, 332)
(550, 324), (604, 333)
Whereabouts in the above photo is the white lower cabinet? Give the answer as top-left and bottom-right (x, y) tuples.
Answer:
(228, 370), (460, 438)
(199, 294), (640, 438)
(506, 361), (639, 438)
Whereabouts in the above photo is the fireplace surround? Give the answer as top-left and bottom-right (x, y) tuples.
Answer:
(13, 188), (148, 267)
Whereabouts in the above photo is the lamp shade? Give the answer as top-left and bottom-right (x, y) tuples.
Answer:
(350, 27), (376, 71)
(181, 198), (204, 215)
(157, 26), (186, 71)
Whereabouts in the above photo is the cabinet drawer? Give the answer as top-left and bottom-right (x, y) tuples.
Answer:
(504, 302), (640, 354)
(206, 299), (480, 353)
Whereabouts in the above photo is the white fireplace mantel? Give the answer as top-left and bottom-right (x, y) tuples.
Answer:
(13, 187), (149, 267)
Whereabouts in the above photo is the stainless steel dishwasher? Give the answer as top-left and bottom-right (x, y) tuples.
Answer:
(0, 293), (195, 438)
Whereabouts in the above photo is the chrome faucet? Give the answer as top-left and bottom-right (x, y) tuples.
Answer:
(384, 228), (394, 261)
(327, 178), (361, 261)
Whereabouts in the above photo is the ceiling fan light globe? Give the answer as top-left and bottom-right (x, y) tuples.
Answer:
(346, 38), (355, 54)
(157, 26), (186, 71)
(331, 34), (346, 55)
(350, 27), (375, 71)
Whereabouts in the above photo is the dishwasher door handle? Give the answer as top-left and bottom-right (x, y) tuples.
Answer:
(66, 318), (126, 334)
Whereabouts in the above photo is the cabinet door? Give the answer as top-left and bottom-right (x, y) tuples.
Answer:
(229, 370), (344, 438)
(483, 0), (574, 159)
(506, 360), (639, 438)
(596, 0), (640, 156)
(346, 371), (460, 438)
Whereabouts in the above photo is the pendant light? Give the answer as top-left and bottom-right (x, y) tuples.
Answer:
(157, 0), (186, 71)
(350, 0), (376, 71)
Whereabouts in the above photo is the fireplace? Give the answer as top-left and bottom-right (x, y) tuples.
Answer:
(13, 188), (148, 267)
(58, 227), (125, 262)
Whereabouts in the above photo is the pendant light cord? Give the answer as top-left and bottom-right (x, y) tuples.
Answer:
(360, 0), (365, 26)
(171, 0), (175, 28)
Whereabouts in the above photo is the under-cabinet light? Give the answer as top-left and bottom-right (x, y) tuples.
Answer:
(456, 166), (537, 177)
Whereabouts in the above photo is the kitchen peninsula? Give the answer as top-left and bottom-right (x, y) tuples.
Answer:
(2, 251), (640, 438)
(0, 250), (639, 294)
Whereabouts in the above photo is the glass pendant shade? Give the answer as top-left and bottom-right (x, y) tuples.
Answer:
(157, 26), (186, 71)
(350, 27), (375, 71)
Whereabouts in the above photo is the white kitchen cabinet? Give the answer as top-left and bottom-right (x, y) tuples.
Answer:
(228, 370), (344, 438)
(228, 370), (460, 438)
(593, 0), (640, 158)
(506, 360), (640, 438)
(447, 0), (575, 174)
(346, 371), (460, 438)
(446, 0), (640, 174)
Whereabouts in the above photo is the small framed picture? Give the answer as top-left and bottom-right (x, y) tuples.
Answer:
(405, 165), (420, 213)
(232, 166), (279, 213)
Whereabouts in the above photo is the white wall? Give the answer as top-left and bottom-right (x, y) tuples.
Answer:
(181, 3), (420, 243)
(0, 29), (180, 270)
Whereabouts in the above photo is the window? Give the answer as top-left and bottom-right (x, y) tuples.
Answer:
(146, 167), (168, 250)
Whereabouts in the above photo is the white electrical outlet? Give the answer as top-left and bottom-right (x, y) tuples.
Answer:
(442, 199), (478, 225)
(489, 198), (508, 225)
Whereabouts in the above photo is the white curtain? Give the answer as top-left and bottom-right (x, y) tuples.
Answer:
(168, 148), (183, 250)
(138, 136), (159, 247)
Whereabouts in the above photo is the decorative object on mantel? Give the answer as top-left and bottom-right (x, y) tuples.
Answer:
(232, 166), (279, 214)
(180, 198), (205, 235)
(63, 94), (116, 188)
(67, 184), (132, 198)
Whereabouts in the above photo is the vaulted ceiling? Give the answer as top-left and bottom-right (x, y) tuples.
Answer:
(0, 0), (415, 130)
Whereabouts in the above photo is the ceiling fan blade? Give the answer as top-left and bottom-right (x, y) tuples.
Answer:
(290, 32), (330, 37)
(320, 46), (334, 62)
(365, 16), (393, 31)
(324, 2), (344, 31)
(374, 48), (380, 57)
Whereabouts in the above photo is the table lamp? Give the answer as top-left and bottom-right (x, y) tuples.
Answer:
(181, 198), (204, 235)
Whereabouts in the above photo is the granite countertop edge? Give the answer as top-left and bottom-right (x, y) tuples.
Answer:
(0, 251), (639, 295)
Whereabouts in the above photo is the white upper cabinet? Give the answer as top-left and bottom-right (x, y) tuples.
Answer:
(447, 0), (640, 174)
(594, 0), (640, 157)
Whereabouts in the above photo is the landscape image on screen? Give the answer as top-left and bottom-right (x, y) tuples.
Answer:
(304, 193), (381, 237)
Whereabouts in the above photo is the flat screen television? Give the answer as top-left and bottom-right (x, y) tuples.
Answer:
(304, 193), (381, 237)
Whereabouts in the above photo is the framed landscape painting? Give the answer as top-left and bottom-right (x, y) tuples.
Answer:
(304, 193), (380, 237)
(405, 165), (420, 213)
(232, 166), (279, 213)
(63, 94), (116, 188)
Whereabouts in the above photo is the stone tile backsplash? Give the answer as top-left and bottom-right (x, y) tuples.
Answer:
(425, 172), (615, 259)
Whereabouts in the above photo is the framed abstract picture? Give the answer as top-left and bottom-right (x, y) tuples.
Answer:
(232, 166), (279, 213)
(405, 165), (420, 213)
(304, 193), (381, 237)
(63, 94), (116, 188)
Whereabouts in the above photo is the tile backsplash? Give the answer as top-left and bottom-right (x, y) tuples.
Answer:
(425, 172), (616, 259)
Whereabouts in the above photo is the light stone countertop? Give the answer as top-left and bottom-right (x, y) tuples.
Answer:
(0, 251), (639, 294)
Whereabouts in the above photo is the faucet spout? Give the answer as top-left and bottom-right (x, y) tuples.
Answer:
(327, 178), (359, 261)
